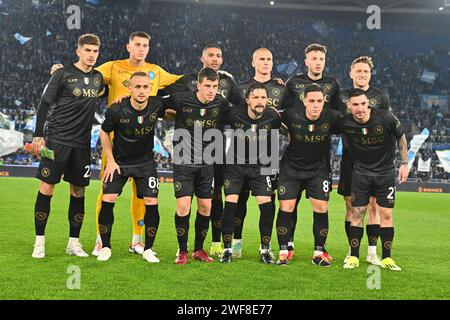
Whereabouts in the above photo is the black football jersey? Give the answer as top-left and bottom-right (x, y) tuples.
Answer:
(163, 70), (242, 105)
(338, 86), (392, 115)
(334, 108), (404, 175)
(223, 106), (281, 168)
(282, 107), (341, 170)
(286, 73), (340, 111)
(238, 78), (290, 111)
(101, 97), (166, 166)
(35, 64), (104, 148)
(169, 91), (230, 166)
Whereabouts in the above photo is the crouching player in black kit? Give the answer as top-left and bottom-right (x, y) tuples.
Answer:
(31, 34), (103, 259)
(97, 72), (167, 263)
(335, 88), (409, 271)
(220, 83), (281, 264)
(276, 84), (341, 266)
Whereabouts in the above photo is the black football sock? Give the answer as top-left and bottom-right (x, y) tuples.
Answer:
(313, 212), (329, 251)
(68, 196), (85, 238)
(34, 192), (52, 236)
(380, 227), (394, 259)
(194, 211), (210, 251)
(366, 224), (380, 247)
(175, 212), (190, 253)
(221, 201), (238, 249)
(98, 201), (115, 249)
(144, 204), (159, 250)
(276, 209), (293, 250)
(259, 201), (275, 250)
(210, 199), (223, 243)
(233, 190), (249, 239)
(348, 226), (364, 258)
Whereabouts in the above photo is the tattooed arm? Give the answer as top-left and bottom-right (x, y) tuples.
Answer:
(397, 133), (409, 183)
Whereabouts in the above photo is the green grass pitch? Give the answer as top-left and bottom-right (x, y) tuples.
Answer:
(0, 177), (449, 300)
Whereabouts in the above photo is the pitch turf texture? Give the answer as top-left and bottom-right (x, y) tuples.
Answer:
(1, 177), (449, 300)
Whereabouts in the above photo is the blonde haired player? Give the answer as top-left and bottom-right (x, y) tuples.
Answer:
(51, 31), (182, 255)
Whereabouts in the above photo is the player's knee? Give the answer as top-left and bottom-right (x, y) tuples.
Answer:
(103, 193), (118, 203)
(70, 184), (85, 198)
(255, 196), (271, 205)
(280, 200), (295, 212)
(177, 198), (191, 215)
(143, 197), (158, 205)
(225, 194), (239, 203)
(197, 200), (211, 215)
(39, 182), (55, 196)
(379, 209), (393, 224)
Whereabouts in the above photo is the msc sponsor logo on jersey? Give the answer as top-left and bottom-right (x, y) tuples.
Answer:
(73, 87), (100, 97)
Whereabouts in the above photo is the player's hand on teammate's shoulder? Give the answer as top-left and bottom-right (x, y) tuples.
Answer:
(273, 77), (285, 86)
(103, 160), (121, 183)
(31, 137), (45, 156)
(112, 95), (130, 105)
(398, 164), (409, 184)
(50, 64), (63, 75)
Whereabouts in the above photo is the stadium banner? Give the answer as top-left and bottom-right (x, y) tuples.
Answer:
(419, 94), (448, 112)
(420, 70), (437, 83)
(436, 150), (450, 173)
(0, 129), (24, 157)
(418, 158), (431, 172)
(407, 128), (429, 170)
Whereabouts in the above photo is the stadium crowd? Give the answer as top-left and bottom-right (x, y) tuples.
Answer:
(0, 0), (449, 179)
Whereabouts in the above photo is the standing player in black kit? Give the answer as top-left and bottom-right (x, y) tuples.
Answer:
(276, 84), (341, 266)
(169, 68), (230, 265)
(335, 89), (409, 271)
(339, 56), (392, 266)
(232, 48), (290, 258)
(96, 72), (168, 263)
(220, 82), (281, 264)
(285, 43), (340, 261)
(163, 44), (241, 258)
(31, 34), (103, 259)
